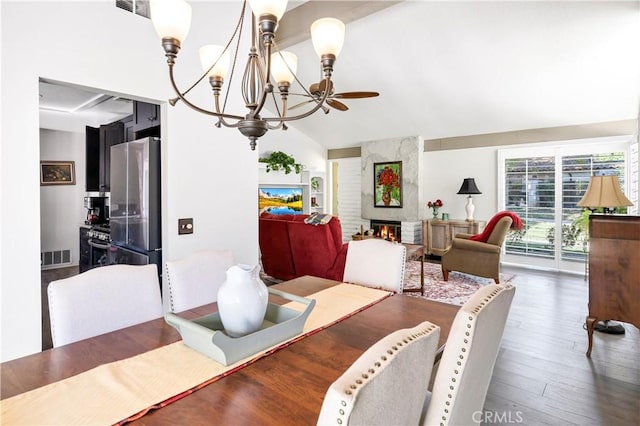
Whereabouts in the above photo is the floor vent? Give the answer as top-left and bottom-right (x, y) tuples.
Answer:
(41, 250), (72, 269)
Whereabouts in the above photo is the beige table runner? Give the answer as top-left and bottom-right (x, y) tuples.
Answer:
(1, 284), (391, 425)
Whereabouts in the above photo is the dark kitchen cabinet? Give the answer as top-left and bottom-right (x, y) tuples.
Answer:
(79, 226), (90, 273)
(133, 101), (160, 138)
(122, 114), (134, 142)
(85, 126), (100, 192)
(85, 121), (124, 192)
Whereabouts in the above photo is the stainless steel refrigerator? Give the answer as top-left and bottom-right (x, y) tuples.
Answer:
(109, 137), (162, 276)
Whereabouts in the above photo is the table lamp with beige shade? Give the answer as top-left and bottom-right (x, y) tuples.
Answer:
(577, 174), (633, 334)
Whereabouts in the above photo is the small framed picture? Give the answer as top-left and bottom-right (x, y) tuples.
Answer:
(374, 161), (402, 207)
(40, 161), (76, 186)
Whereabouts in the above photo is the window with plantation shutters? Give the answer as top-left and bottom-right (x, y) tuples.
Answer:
(504, 156), (555, 259)
(498, 138), (633, 272)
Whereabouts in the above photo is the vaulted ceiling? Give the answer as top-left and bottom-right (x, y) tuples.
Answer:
(277, 1), (640, 149)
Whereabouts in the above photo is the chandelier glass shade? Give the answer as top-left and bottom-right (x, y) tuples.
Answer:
(149, 0), (346, 150)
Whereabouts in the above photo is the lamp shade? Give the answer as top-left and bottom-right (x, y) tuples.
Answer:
(457, 178), (482, 195)
(150, 0), (192, 42)
(577, 175), (633, 208)
(311, 18), (345, 58)
(199, 45), (231, 79)
(270, 51), (298, 84)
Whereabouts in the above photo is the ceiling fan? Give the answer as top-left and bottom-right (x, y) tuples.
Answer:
(288, 80), (379, 112)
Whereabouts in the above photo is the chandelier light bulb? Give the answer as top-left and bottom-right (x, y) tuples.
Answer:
(270, 51), (298, 84)
(150, 0), (192, 43)
(249, 0), (288, 21)
(199, 45), (231, 79)
(311, 18), (345, 58)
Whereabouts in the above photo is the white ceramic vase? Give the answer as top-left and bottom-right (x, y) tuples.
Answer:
(217, 264), (268, 338)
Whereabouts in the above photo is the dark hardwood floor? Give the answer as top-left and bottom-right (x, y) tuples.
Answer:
(484, 265), (639, 426)
(39, 264), (639, 424)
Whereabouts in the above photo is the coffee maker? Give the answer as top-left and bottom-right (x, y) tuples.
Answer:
(84, 196), (108, 225)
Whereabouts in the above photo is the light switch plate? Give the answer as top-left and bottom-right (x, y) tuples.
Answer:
(178, 218), (193, 235)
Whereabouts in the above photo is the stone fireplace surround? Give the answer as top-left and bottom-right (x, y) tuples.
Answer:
(360, 136), (424, 244)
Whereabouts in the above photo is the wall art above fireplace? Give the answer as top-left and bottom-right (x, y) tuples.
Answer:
(374, 161), (403, 208)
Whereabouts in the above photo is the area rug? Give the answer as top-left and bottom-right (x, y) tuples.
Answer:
(403, 261), (515, 306)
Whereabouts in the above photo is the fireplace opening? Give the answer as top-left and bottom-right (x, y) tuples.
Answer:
(371, 220), (401, 242)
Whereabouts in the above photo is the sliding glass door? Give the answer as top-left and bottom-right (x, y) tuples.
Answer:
(499, 138), (631, 272)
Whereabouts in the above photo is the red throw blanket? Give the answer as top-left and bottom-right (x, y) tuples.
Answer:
(469, 211), (524, 242)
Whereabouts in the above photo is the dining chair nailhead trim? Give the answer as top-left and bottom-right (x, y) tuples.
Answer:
(336, 324), (437, 424)
(164, 263), (177, 312)
(434, 284), (514, 425)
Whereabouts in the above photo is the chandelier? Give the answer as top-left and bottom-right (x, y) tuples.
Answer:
(150, 0), (347, 150)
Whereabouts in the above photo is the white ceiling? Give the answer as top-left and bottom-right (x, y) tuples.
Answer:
(39, 1), (640, 149)
(279, 0), (640, 149)
(39, 80), (133, 132)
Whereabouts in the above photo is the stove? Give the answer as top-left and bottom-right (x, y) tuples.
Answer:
(84, 224), (110, 271)
(87, 224), (110, 242)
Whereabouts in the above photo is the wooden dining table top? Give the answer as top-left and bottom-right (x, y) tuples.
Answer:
(0, 276), (460, 425)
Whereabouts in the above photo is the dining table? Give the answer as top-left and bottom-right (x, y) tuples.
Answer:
(1, 275), (460, 425)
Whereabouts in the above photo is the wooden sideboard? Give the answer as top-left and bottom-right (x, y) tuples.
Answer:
(585, 215), (640, 357)
(422, 219), (485, 256)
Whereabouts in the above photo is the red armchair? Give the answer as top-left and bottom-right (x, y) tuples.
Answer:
(259, 213), (347, 282)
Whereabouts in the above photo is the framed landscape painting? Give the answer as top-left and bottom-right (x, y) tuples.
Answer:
(40, 161), (76, 186)
(374, 161), (402, 207)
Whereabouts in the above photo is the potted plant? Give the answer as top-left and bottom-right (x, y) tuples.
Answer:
(259, 151), (303, 174)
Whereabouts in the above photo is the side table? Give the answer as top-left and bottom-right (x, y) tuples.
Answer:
(402, 243), (424, 295)
(422, 219), (485, 256)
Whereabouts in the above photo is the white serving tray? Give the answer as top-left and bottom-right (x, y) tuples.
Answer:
(165, 288), (316, 366)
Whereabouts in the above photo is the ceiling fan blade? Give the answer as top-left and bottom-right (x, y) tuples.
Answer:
(327, 99), (349, 111)
(333, 91), (380, 99)
(289, 99), (315, 111)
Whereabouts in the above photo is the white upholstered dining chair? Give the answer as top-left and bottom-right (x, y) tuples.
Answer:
(48, 264), (163, 347)
(342, 239), (407, 292)
(421, 283), (516, 426)
(165, 249), (235, 312)
(317, 321), (441, 426)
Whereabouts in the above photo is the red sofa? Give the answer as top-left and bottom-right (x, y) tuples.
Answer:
(259, 213), (347, 282)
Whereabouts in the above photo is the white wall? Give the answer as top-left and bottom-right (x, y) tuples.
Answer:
(0, 1), (330, 361)
(39, 129), (87, 266)
(423, 146), (498, 222)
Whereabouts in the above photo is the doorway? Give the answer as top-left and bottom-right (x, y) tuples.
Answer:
(38, 80), (135, 349)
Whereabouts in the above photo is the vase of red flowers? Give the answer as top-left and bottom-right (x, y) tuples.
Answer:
(427, 199), (443, 218)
